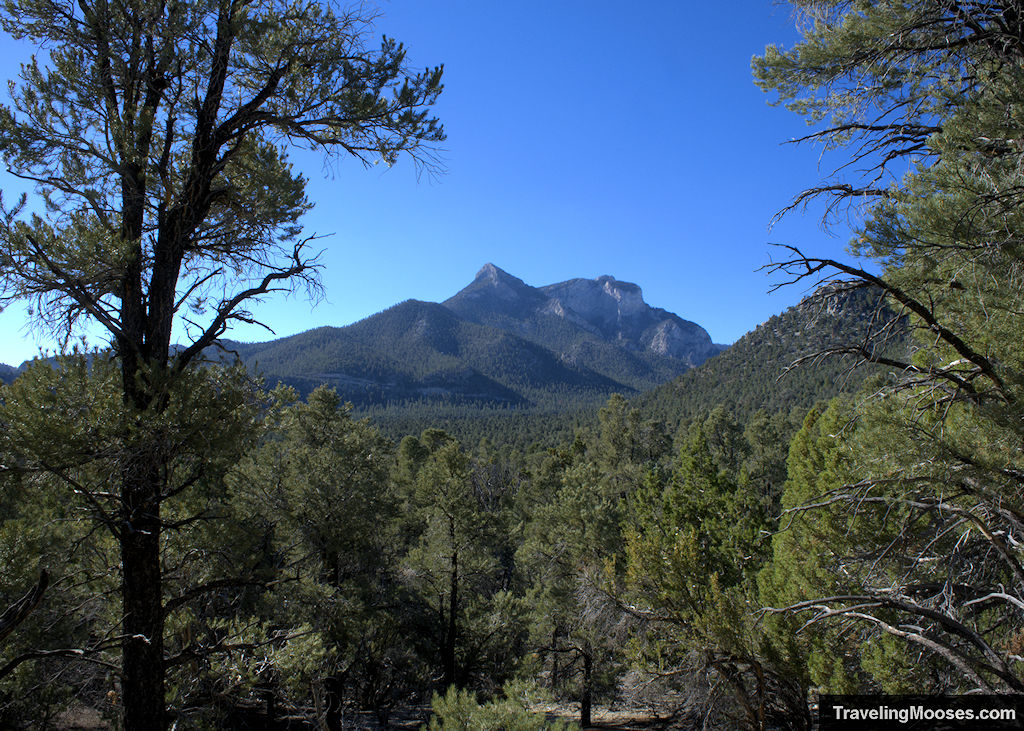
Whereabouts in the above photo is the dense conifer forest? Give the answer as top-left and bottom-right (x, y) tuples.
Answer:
(3, 1), (1024, 730)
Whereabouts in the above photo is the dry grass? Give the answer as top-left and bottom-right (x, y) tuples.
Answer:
(53, 705), (110, 730)
(538, 702), (670, 730)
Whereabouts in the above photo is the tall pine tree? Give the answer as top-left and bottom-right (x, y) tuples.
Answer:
(0, 0), (443, 725)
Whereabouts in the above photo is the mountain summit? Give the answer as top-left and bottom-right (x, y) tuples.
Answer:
(220, 264), (727, 408)
(445, 264), (721, 367)
(474, 262), (533, 292)
(443, 263), (549, 315)
(1, 267), (725, 408)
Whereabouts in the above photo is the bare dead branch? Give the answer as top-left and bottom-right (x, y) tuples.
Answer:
(0, 570), (49, 645)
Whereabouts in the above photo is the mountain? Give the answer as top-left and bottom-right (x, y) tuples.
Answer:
(0, 275), (911, 446)
(233, 264), (723, 409)
(634, 283), (911, 427)
(445, 264), (723, 368)
(0, 362), (21, 384)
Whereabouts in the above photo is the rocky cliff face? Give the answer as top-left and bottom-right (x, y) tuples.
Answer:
(445, 264), (720, 367)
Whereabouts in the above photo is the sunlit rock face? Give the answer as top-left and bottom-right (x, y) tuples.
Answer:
(540, 274), (718, 365)
(541, 276), (643, 337)
(445, 264), (721, 367)
(644, 319), (714, 362)
(467, 263), (534, 302)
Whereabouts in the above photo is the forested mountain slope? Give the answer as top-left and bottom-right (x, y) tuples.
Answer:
(363, 284), (907, 449)
(0, 363), (20, 384)
(636, 284), (909, 428)
(226, 299), (625, 407)
(222, 264), (724, 409)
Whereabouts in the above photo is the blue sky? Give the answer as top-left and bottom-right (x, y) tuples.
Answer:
(0, 1), (862, 366)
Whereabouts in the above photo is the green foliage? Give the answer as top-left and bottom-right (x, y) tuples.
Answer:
(511, 396), (678, 725)
(396, 431), (529, 692)
(637, 286), (907, 429)
(0, 0), (444, 722)
(757, 402), (867, 693)
(221, 385), (427, 722)
(620, 406), (807, 729)
(195, 620), (332, 724)
(759, 404), (858, 610)
(753, 0), (1024, 697)
(424, 683), (578, 731)
(0, 342), (840, 727)
(0, 357), (271, 725)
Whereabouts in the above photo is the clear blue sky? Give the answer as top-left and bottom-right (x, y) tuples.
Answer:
(0, 1), (861, 366)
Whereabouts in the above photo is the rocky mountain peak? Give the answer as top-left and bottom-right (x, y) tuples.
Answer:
(444, 264), (547, 319)
(443, 265), (720, 367)
(541, 275), (650, 333)
(473, 262), (530, 290)
(595, 274), (641, 294)
(475, 262), (505, 281)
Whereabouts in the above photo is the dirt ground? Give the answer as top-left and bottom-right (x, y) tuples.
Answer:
(54, 702), (672, 729)
(539, 703), (671, 730)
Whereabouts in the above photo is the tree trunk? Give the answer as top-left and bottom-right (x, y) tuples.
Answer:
(325, 673), (344, 730)
(0, 570), (49, 645)
(550, 629), (560, 693)
(120, 497), (165, 730)
(443, 526), (458, 688)
(580, 650), (592, 728)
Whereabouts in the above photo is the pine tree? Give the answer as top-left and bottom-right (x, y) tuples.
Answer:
(0, 0), (443, 724)
(756, 0), (1024, 693)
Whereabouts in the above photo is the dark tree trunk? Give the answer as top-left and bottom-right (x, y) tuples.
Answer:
(120, 486), (165, 730)
(325, 674), (344, 730)
(263, 686), (277, 726)
(0, 570), (49, 645)
(580, 650), (593, 728)
(443, 526), (458, 688)
(550, 629), (560, 693)
(118, 354), (169, 730)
